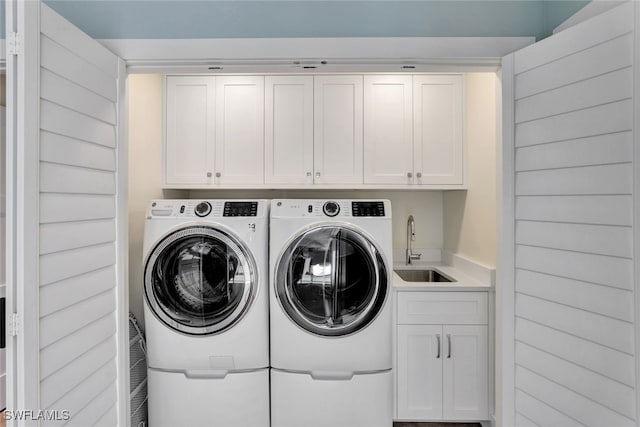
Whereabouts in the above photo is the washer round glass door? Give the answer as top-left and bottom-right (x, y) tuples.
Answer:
(144, 226), (257, 335)
(275, 225), (388, 337)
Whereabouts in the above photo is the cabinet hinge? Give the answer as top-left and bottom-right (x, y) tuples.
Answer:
(8, 313), (20, 337)
(7, 32), (21, 56)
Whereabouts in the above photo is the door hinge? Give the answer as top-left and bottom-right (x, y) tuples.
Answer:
(8, 313), (20, 337)
(7, 32), (20, 56)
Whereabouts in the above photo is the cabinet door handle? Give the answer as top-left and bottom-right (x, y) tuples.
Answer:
(447, 334), (452, 359)
(306, 172), (312, 177)
(206, 172), (212, 178)
(436, 334), (441, 359)
(216, 172), (221, 178)
(316, 172), (321, 177)
(416, 172), (422, 178)
(407, 172), (413, 178)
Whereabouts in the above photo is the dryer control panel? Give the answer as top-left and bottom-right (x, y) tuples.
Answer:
(271, 199), (391, 219)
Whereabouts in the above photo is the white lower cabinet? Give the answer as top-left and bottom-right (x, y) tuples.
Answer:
(396, 292), (488, 422)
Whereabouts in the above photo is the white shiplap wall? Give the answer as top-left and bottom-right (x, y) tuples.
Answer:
(37, 4), (121, 425)
(511, 3), (636, 426)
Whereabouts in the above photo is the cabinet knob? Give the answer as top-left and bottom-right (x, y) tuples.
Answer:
(417, 172), (422, 178)
(407, 172), (413, 178)
(206, 172), (212, 178)
(306, 172), (312, 177)
(316, 172), (321, 178)
(216, 172), (221, 178)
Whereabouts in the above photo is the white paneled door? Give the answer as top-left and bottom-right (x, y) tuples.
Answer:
(264, 76), (314, 185)
(165, 76), (215, 185)
(501, 2), (638, 427)
(363, 75), (413, 185)
(215, 76), (265, 185)
(313, 75), (364, 185)
(6, 1), (128, 426)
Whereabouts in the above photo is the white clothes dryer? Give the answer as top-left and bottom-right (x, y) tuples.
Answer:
(269, 199), (393, 427)
(143, 199), (269, 427)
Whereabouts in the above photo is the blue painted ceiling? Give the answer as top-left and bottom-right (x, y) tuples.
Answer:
(16, 1), (590, 41)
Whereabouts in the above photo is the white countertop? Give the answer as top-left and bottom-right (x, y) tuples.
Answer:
(392, 262), (492, 291)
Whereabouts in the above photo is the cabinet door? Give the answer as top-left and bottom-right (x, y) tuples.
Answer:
(165, 76), (215, 185)
(413, 75), (464, 185)
(215, 76), (265, 185)
(314, 75), (363, 184)
(442, 325), (488, 420)
(364, 75), (413, 185)
(265, 76), (314, 185)
(397, 325), (443, 420)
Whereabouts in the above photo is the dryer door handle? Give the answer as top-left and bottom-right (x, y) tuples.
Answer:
(310, 371), (355, 381)
(184, 369), (229, 379)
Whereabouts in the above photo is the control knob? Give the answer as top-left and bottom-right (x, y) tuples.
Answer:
(323, 201), (340, 217)
(194, 201), (212, 217)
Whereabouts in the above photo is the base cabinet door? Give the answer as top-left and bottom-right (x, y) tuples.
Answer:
(442, 325), (488, 420)
(396, 320), (488, 421)
(397, 325), (443, 420)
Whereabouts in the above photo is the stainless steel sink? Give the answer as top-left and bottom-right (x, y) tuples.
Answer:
(395, 269), (455, 283)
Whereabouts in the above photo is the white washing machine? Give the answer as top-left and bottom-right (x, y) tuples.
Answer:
(269, 199), (393, 427)
(143, 199), (270, 427)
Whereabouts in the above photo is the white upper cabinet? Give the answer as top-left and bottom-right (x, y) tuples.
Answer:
(413, 75), (464, 185)
(364, 75), (413, 185)
(164, 73), (464, 188)
(215, 76), (265, 185)
(313, 75), (364, 185)
(165, 76), (215, 185)
(265, 76), (314, 185)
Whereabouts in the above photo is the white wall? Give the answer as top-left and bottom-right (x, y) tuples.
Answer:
(443, 73), (497, 268)
(128, 74), (187, 330)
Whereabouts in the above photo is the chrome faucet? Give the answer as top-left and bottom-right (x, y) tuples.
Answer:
(406, 215), (422, 265)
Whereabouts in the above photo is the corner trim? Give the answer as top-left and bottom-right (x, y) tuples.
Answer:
(497, 53), (516, 427)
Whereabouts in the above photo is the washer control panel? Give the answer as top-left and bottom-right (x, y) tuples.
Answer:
(223, 201), (258, 217)
(147, 200), (267, 218)
(271, 199), (391, 219)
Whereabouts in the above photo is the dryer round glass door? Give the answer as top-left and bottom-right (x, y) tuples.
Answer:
(144, 226), (257, 335)
(275, 225), (388, 336)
